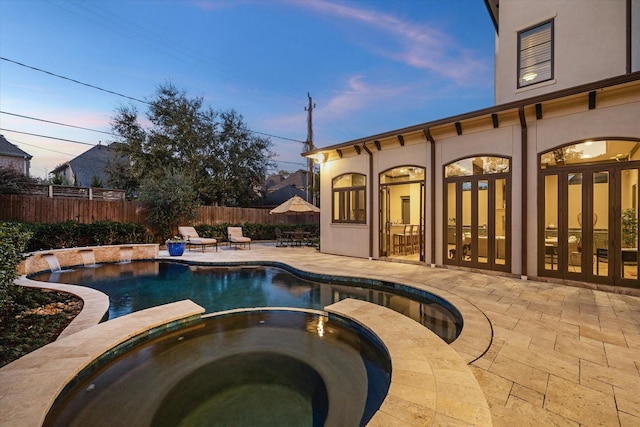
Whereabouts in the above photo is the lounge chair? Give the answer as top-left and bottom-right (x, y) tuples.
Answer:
(178, 226), (218, 252)
(227, 226), (251, 249)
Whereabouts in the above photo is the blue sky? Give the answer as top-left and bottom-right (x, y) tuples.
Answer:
(0, 0), (495, 179)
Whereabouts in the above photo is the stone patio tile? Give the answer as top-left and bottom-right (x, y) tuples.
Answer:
(623, 328), (640, 350)
(489, 353), (549, 394)
(391, 357), (434, 375)
(544, 374), (618, 426)
(604, 342), (640, 372)
(580, 324), (630, 346)
(434, 394), (493, 426)
(391, 368), (436, 391)
(539, 311), (562, 323)
(580, 359), (640, 396)
(469, 365), (512, 407)
(368, 395), (435, 427)
(554, 335), (607, 365)
(511, 383), (544, 407)
(528, 336), (557, 354)
(493, 396), (580, 427)
(498, 342), (579, 383)
(483, 310), (520, 330)
(615, 385), (640, 418)
(560, 310), (601, 328)
(386, 379), (437, 408)
(491, 325), (533, 348)
(619, 411), (640, 427)
(431, 413), (482, 426)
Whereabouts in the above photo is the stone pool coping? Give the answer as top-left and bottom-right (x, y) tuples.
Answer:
(0, 297), (490, 427)
(327, 299), (491, 426)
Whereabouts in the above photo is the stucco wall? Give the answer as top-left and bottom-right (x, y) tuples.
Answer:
(319, 156), (370, 258)
(495, 0), (627, 104)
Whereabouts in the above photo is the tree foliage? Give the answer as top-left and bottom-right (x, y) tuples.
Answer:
(106, 83), (274, 206)
(0, 167), (37, 194)
(138, 168), (199, 240)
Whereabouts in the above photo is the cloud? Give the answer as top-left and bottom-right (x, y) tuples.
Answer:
(293, 0), (490, 85)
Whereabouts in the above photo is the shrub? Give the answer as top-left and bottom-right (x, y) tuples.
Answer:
(22, 221), (149, 252)
(0, 222), (32, 315)
(195, 223), (318, 242)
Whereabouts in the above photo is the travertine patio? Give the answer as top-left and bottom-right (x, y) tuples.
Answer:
(2, 243), (639, 426)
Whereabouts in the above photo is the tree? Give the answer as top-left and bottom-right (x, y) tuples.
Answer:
(0, 167), (37, 194)
(138, 167), (199, 240)
(106, 83), (275, 206)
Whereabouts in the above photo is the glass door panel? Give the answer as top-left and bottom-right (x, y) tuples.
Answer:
(567, 173), (583, 273)
(462, 181), (472, 263)
(478, 180), (489, 264)
(620, 169), (638, 280)
(544, 175), (559, 271)
(447, 182), (457, 260)
(593, 171), (609, 278)
(495, 178), (506, 265)
(379, 187), (391, 257)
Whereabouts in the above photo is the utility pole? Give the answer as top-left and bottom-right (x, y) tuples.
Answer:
(305, 92), (316, 204)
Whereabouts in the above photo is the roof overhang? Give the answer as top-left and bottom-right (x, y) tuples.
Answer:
(484, 0), (499, 33)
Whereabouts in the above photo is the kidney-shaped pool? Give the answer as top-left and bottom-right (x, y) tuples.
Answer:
(31, 260), (462, 343)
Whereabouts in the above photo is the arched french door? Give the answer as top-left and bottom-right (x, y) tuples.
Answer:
(379, 166), (425, 262)
(443, 156), (511, 271)
(539, 139), (639, 287)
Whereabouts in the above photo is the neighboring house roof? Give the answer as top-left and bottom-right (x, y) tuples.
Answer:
(264, 184), (307, 206)
(265, 169), (308, 193)
(263, 169), (310, 206)
(51, 142), (125, 187)
(0, 134), (32, 159)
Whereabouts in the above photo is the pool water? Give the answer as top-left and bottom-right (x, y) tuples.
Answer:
(44, 311), (391, 427)
(31, 260), (461, 343)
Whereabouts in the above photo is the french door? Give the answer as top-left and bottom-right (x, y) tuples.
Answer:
(444, 175), (510, 271)
(540, 165), (639, 286)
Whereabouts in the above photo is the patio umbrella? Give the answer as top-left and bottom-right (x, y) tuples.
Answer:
(269, 195), (320, 214)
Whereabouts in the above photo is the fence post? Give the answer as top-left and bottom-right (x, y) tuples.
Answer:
(48, 185), (53, 198)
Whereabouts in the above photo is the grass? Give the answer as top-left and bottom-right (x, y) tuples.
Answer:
(0, 287), (82, 368)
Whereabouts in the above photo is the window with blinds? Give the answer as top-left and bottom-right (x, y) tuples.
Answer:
(518, 20), (553, 88)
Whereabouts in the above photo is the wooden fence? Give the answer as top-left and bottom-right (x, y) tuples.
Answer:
(0, 194), (319, 226)
(26, 184), (126, 201)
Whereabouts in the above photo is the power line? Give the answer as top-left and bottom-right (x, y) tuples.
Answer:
(250, 130), (305, 143)
(0, 128), (97, 146)
(1, 57), (306, 144)
(5, 138), (77, 157)
(0, 56), (150, 105)
(0, 111), (116, 137)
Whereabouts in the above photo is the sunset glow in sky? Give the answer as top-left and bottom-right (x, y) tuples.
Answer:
(0, 0), (495, 179)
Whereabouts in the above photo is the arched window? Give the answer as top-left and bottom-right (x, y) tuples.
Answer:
(332, 173), (366, 223)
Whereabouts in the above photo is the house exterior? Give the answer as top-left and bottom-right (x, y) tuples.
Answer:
(51, 142), (124, 187)
(0, 134), (32, 176)
(305, 0), (640, 290)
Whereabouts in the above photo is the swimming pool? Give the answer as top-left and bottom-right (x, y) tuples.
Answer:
(31, 260), (462, 343)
